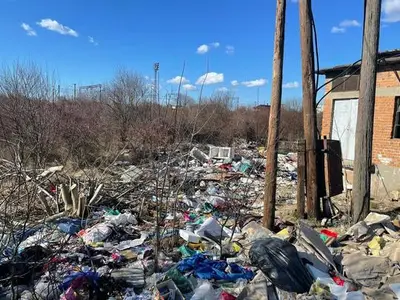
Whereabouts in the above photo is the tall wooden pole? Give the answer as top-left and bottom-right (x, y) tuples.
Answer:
(299, 0), (319, 219)
(263, 0), (286, 229)
(352, 0), (381, 222)
(297, 139), (306, 219)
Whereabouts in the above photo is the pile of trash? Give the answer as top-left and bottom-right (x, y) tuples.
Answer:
(1, 143), (399, 299)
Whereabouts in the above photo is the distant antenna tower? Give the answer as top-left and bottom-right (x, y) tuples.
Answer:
(256, 87), (260, 106)
(153, 63), (159, 104)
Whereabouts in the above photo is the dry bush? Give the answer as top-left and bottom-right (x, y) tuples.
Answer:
(0, 63), (311, 170)
(0, 63), (60, 167)
(280, 99), (304, 141)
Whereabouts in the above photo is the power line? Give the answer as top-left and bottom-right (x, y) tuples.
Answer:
(316, 53), (400, 108)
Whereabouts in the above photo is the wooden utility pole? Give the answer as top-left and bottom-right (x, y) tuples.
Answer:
(263, 0), (286, 229)
(352, 0), (381, 222)
(299, 0), (319, 219)
(297, 140), (306, 218)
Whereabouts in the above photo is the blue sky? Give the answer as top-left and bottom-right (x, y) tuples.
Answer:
(1, 0), (400, 106)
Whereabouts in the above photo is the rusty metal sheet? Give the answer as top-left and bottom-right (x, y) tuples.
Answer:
(317, 139), (343, 197)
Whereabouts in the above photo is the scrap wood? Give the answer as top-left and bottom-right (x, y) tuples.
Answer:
(35, 211), (66, 224)
(37, 184), (59, 213)
(37, 192), (54, 216)
(202, 172), (242, 182)
(38, 166), (64, 179)
(88, 184), (104, 205)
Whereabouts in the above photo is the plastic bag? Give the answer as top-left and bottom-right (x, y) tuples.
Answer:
(81, 223), (112, 244)
(57, 219), (83, 235)
(191, 281), (218, 300)
(249, 238), (313, 293)
(105, 212), (137, 226)
(166, 268), (195, 294)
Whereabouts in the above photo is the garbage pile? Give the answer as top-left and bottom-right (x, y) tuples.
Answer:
(1, 143), (399, 299)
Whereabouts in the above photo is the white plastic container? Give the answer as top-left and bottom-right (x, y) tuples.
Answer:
(179, 229), (201, 243)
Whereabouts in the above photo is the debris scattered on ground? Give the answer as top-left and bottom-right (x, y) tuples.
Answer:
(1, 142), (400, 299)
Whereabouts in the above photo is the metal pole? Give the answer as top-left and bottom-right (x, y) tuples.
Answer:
(263, 0), (286, 229)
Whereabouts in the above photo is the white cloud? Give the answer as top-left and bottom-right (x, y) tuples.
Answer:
(197, 44), (209, 54)
(167, 76), (189, 84)
(383, 0), (400, 22)
(88, 36), (98, 46)
(331, 19), (361, 34)
(231, 80), (239, 86)
(339, 20), (361, 27)
(21, 23), (37, 36)
(283, 81), (300, 89)
(37, 19), (78, 37)
(196, 72), (224, 85)
(196, 42), (220, 54)
(241, 78), (267, 87)
(331, 26), (346, 33)
(182, 84), (196, 91)
(217, 87), (229, 92)
(225, 45), (235, 55)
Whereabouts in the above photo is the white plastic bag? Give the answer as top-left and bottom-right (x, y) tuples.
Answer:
(190, 281), (218, 300)
(82, 223), (112, 244)
(195, 217), (229, 239)
(105, 213), (138, 226)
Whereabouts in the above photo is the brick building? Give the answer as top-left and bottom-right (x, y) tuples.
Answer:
(318, 49), (400, 198)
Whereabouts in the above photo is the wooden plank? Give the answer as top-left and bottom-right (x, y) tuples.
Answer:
(296, 140), (306, 219)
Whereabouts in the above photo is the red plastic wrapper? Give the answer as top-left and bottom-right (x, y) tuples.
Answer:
(219, 291), (236, 300)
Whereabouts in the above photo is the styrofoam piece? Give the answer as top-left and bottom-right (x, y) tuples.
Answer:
(208, 146), (234, 159)
(179, 229), (201, 243)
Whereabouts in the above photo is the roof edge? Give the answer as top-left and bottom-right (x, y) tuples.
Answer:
(317, 49), (400, 75)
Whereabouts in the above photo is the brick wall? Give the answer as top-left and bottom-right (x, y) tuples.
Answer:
(321, 71), (400, 168)
(373, 95), (400, 167)
(321, 81), (333, 138)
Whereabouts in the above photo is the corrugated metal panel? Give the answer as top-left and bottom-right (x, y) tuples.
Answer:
(331, 99), (358, 161)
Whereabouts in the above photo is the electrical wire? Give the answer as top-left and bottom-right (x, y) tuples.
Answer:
(316, 59), (362, 93)
(309, 2), (322, 137)
(310, 6), (319, 98)
(316, 65), (362, 107)
(315, 53), (400, 108)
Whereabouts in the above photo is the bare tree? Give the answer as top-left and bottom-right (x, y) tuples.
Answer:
(0, 62), (59, 167)
(104, 69), (150, 143)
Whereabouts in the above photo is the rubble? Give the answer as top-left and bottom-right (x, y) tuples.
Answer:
(0, 142), (400, 299)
